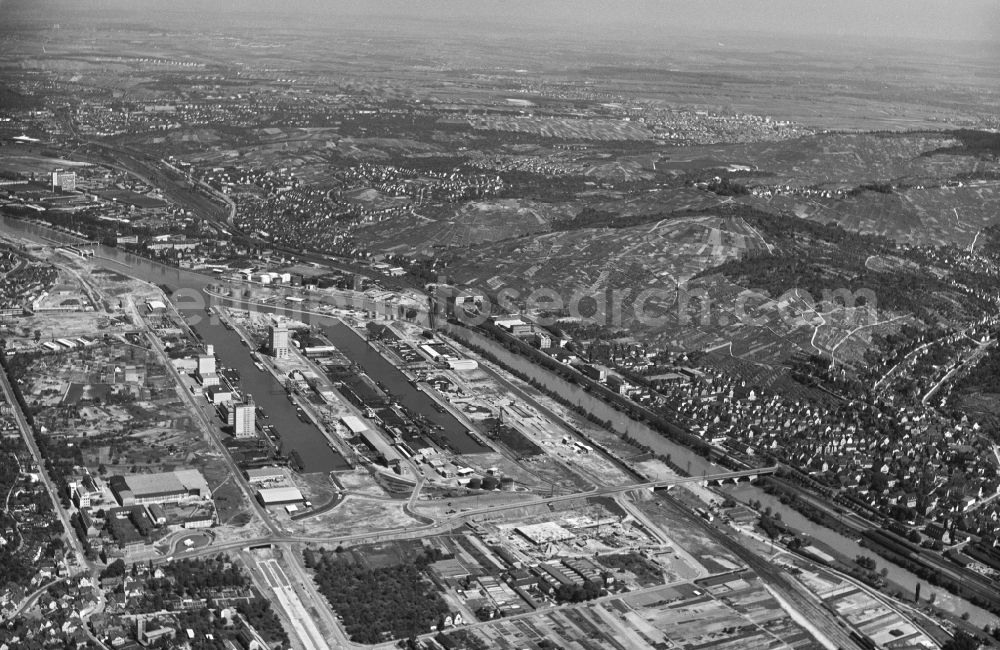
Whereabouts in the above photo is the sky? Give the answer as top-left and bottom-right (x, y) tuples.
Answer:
(4, 0), (999, 46)
(343, 0), (1000, 43)
(170, 0), (1000, 42)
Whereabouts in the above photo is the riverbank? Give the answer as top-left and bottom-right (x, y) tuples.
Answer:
(0, 213), (995, 629)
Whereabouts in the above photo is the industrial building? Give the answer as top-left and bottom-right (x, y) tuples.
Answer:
(345, 417), (402, 465)
(304, 345), (337, 357)
(196, 344), (219, 387)
(244, 466), (285, 484)
(109, 469), (210, 507)
(51, 170), (77, 192)
(340, 415), (368, 435)
(205, 385), (234, 405)
(420, 343), (478, 370)
(360, 429), (402, 464)
(420, 344), (442, 361)
(220, 397), (256, 438)
(514, 522), (576, 545)
(256, 486), (305, 506)
(269, 320), (290, 359)
(233, 396), (256, 438)
(443, 357), (478, 371)
(197, 344), (216, 376)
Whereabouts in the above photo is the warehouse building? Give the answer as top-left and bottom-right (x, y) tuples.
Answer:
(205, 385), (233, 405)
(356, 427), (402, 465)
(256, 486), (305, 506)
(109, 469), (210, 506)
(340, 415), (368, 435)
(443, 357), (478, 371)
(244, 466), (285, 484)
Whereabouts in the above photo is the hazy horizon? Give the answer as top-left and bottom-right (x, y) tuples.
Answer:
(4, 0), (999, 48)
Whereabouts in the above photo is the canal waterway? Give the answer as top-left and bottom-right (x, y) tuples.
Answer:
(207, 293), (489, 455)
(319, 321), (488, 454)
(3, 216), (995, 625)
(0, 217), (484, 467)
(0, 217), (347, 473)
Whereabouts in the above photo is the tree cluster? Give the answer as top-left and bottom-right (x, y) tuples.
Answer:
(306, 548), (450, 643)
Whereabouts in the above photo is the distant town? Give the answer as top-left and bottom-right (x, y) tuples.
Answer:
(0, 3), (999, 650)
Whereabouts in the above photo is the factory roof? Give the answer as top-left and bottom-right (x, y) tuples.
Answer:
(124, 473), (185, 497)
(515, 522), (576, 545)
(340, 415), (368, 434)
(257, 486), (304, 504)
(118, 469), (209, 498)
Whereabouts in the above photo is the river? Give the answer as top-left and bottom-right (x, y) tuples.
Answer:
(723, 484), (996, 625)
(443, 323), (720, 475)
(3, 216), (995, 625)
(443, 322), (999, 626)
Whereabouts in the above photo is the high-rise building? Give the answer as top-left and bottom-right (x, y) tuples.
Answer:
(197, 347), (216, 376)
(51, 170), (76, 192)
(196, 344), (217, 385)
(233, 395), (256, 438)
(269, 322), (290, 359)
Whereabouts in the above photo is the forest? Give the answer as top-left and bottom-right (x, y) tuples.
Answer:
(950, 347), (1000, 400)
(305, 546), (450, 643)
(695, 204), (988, 323)
(926, 129), (1000, 157)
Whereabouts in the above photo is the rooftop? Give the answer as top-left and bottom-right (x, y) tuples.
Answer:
(340, 415), (368, 434)
(257, 486), (304, 504)
(118, 469), (209, 498)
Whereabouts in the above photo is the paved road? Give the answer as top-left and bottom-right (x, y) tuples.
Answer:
(3, 577), (68, 622)
(157, 467), (775, 567)
(128, 296), (282, 538)
(921, 337), (995, 404)
(874, 336), (943, 393)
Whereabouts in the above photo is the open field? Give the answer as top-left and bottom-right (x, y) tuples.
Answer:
(284, 495), (419, 537)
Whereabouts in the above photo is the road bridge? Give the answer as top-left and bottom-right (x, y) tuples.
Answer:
(647, 466), (777, 488)
(156, 466), (779, 563)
